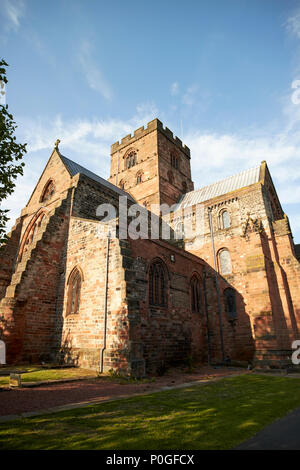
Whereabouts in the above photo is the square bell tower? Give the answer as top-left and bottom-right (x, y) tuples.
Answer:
(108, 118), (194, 210)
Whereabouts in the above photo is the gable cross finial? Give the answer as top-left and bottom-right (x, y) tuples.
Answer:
(54, 139), (61, 150)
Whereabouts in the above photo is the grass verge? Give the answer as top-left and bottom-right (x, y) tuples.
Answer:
(0, 367), (97, 386)
(1, 374), (300, 450)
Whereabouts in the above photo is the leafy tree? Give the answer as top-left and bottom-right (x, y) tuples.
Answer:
(0, 59), (27, 244)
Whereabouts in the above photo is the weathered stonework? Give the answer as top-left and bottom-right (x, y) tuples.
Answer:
(1, 119), (300, 374)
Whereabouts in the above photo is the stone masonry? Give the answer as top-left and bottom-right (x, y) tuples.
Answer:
(0, 118), (299, 374)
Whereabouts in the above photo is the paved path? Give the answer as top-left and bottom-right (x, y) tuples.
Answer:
(236, 406), (300, 450)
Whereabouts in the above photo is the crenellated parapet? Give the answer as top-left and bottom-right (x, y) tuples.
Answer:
(111, 118), (190, 158)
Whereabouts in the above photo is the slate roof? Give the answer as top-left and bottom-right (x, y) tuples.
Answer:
(177, 165), (261, 209)
(60, 154), (136, 202)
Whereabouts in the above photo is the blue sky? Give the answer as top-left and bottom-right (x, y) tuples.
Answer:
(1, 0), (300, 242)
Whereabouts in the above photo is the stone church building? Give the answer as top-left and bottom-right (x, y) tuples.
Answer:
(0, 118), (300, 375)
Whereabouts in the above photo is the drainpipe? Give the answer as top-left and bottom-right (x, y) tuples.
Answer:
(203, 270), (211, 365)
(99, 230), (111, 374)
(208, 208), (225, 363)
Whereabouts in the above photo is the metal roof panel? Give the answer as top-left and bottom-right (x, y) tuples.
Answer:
(177, 165), (261, 209)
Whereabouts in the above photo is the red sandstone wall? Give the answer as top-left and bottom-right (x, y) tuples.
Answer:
(0, 195), (71, 363)
(0, 151), (74, 362)
(59, 215), (131, 372)
(184, 182), (300, 365)
(0, 217), (23, 300)
(19, 149), (72, 245)
(129, 238), (217, 372)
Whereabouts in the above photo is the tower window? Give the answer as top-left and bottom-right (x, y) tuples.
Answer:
(218, 249), (232, 275)
(171, 153), (179, 169)
(125, 151), (137, 169)
(119, 179), (125, 190)
(190, 275), (201, 313)
(182, 181), (187, 193)
(149, 260), (167, 307)
(136, 171), (143, 184)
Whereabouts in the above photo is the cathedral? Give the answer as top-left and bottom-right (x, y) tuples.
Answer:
(0, 118), (300, 376)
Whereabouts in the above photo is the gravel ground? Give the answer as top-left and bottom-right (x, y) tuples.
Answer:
(0, 366), (247, 417)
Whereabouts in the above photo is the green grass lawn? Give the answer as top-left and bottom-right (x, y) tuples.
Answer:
(1, 374), (300, 450)
(0, 366), (97, 386)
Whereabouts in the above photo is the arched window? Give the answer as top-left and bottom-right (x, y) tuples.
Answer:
(174, 221), (184, 239)
(136, 171), (143, 184)
(190, 275), (201, 313)
(170, 153), (179, 169)
(67, 267), (82, 316)
(18, 211), (46, 261)
(224, 288), (237, 320)
(149, 260), (167, 307)
(218, 249), (232, 275)
(119, 179), (125, 190)
(125, 151), (137, 169)
(40, 180), (55, 203)
(219, 210), (230, 229)
(182, 181), (187, 193)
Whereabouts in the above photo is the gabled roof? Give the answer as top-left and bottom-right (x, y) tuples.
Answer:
(60, 154), (136, 202)
(177, 164), (261, 209)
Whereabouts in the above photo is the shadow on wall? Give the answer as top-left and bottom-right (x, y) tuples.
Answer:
(208, 265), (255, 365)
(55, 331), (79, 366)
(138, 255), (256, 375)
(258, 227), (297, 351)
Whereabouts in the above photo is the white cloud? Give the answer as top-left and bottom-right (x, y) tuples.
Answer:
(285, 8), (300, 39)
(290, 214), (300, 232)
(2, 0), (25, 31)
(78, 40), (113, 100)
(19, 102), (158, 156)
(170, 82), (179, 96)
(186, 127), (300, 202)
(182, 84), (199, 106)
